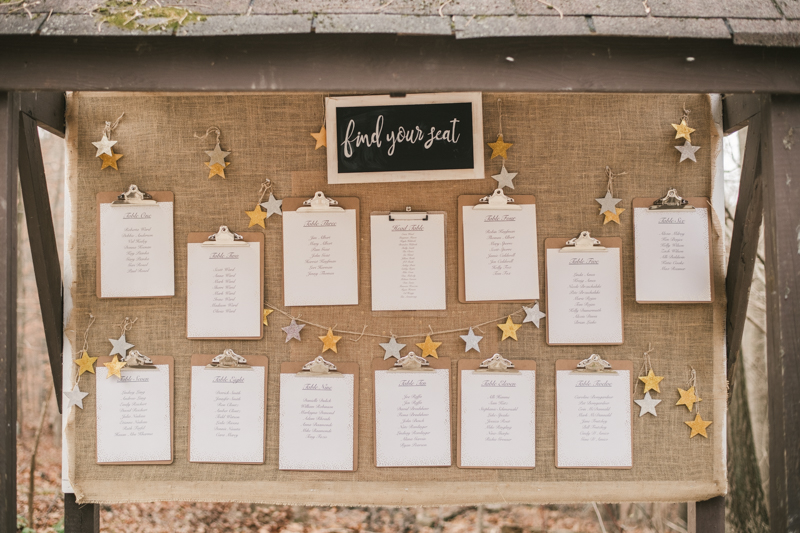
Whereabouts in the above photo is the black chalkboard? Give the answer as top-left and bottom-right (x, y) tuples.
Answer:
(335, 102), (475, 174)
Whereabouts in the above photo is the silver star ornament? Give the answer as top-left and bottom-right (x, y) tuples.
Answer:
(595, 190), (622, 216)
(108, 334), (134, 357)
(205, 142), (231, 167)
(92, 134), (117, 157)
(634, 391), (662, 417)
(675, 140), (700, 163)
(379, 337), (406, 360)
(282, 319), (305, 342)
(260, 193), (283, 218)
(64, 383), (89, 410)
(491, 164), (518, 189)
(460, 327), (483, 353)
(522, 302), (546, 328)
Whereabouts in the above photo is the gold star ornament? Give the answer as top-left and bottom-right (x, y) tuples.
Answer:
(416, 335), (442, 358)
(245, 205), (268, 228)
(99, 152), (123, 170)
(676, 386), (702, 412)
(311, 125), (327, 150)
(602, 207), (625, 225)
(498, 316), (522, 341)
(263, 308), (273, 326)
(685, 413), (712, 438)
(672, 119), (695, 142)
(104, 355), (127, 379)
(74, 350), (98, 376)
(319, 328), (342, 354)
(488, 134), (513, 160)
(639, 369), (664, 393)
(206, 161), (230, 179)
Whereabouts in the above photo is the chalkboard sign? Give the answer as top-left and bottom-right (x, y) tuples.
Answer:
(326, 93), (484, 184)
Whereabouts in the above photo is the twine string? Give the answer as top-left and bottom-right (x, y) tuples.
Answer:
(638, 342), (654, 376)
(102, 112), (125, 138)
(497, 98), (504, 136)
(604, 166), (627, 195)
(195, 126), (221, 145)
(119, 316), (138, 336)
(682, 103), (691, 123)
(81, 313), (96, 353)
(258, 179), (273, 203)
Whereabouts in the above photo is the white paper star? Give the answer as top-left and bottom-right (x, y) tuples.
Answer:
(459, 327), (483, 352)
(205, 142), (231, 167)
(379, 337), (406, 360)
(108, 334), (134, 357)
(491, 164), (518, 189)
(675, 140), (700, 163)
(595, 190), (622, 216)
(260, 193), (283, 218)
(92, 134), (117, 157)
(634, 391), (662, 417)
(522, 303), (546, 328)
(64, 383), (89, 410)
(281, 319), (305, 342)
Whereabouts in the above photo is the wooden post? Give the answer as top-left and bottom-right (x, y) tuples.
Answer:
(760, 94), (800, 533)
(0, 91), (19, 533)
(64, 494), (99, 533)
(688, 497), (725, 533)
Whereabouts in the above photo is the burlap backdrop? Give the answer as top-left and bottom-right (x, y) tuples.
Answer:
(64, 92), (726, 505)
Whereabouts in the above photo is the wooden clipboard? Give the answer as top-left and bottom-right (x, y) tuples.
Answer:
(371, 357), (452, 468)
(456, 358), (536, 469)
(186, 230), (264, 340)
(281, 196), (360, 307)
(187, 354), (269, 464)
(457, 194), (538, 303)
(543, 236), (624, 346)
(631, 197), (714, 304)
(278, 361), (359, 472)
(554, 359), (634, 470)
(95, 355), (174, 465)
(96, 191), (175, 299)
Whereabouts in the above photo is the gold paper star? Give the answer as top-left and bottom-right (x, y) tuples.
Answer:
(488, 134), (513, 160)
(205, 161), (230, 179)
(602, 207), (625, 225)
(416, 335), (442, 358)
(246, 205), (267, 228)
(74, 350), (98, 376)
(99, 152), (123, 170)
(639, 369), (664, 394)
(685, 413), (712, 438)
(319, 328), (342, 354)
(676, 386), (702, 412)
(104, 355), (126, 379)
(497, 316), (522, 341)
(263, 308), (273, 326)
(311, 125), (327, 150)
(672, 119), (695, 142)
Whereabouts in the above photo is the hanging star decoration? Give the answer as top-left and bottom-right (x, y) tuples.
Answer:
(685, 413), (712, 438)
(92, 134), (116, 157)
(247, 179), (281, 228)
(488, 133), (513, 160)
(634, 391), (661, 417)
(380, 337), (406, 360)
(108, 333), (134, 357)
(99, 152), (124, 170)
(245, 205), (267, 228)
(596, 190), (621, 217)
(282, 319), (305, 342)
(197, 126), (231, 179)
(498, 316), (522, 341)
(672, 118), (695, 142)
(104, 355), (127, 379)
(74, 350), (98, 376)
(64, 383), (90, 410)
(675, 141), (701, 163)
(596, 167), (626, 225)
(676, 386), (702, 412)
(260, 193), (283, 218)
(92, 112), (124, 171)
(639, 369), (665, 394)
(603, 207), (625, 225)
(491, 164), (518, 189)
(263, 308), (273, 326)
(416, 335), (442, 358)
(311, 125), (327, 150)
(460, 327), (483, 353)
(319, 328), (342, 354)
(522, 302), (546, 328)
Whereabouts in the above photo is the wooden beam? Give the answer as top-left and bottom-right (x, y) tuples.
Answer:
(723, 94), (762, 134)
(18, 111), (63, 412)
(0, 92), (19, 533)
(688, 497), (725, 533)
(726, 107), (764, 383)
(0, 35), (799, 93)
(64, 493), (99, 533)
(760, 94), (800, 533)
(20, 92), (66, 138)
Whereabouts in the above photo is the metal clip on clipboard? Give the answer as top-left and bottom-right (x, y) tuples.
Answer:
(559, 230), (608, 253)
(206, 349), (252, 370)
(473, 353), (519, 374)
(570, 353), (618, 375)
(112, 184), (157, 206)
(649, 188), (695, 211)
(297, 191), (345, 213)
(389, 352), (435, 372)
(121, 349), (158, 370)
(297, 356), (343, 377)
(473, 189), (522, 211)
(202, 225), (249, 247)
(389, 206), (428, 221)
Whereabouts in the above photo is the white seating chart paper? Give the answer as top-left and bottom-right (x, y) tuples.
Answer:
(97, 192), (175, 298)
(555, 360), (633, 469)
(633, 202), (712, 303)
(370, 212), (447, 311)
